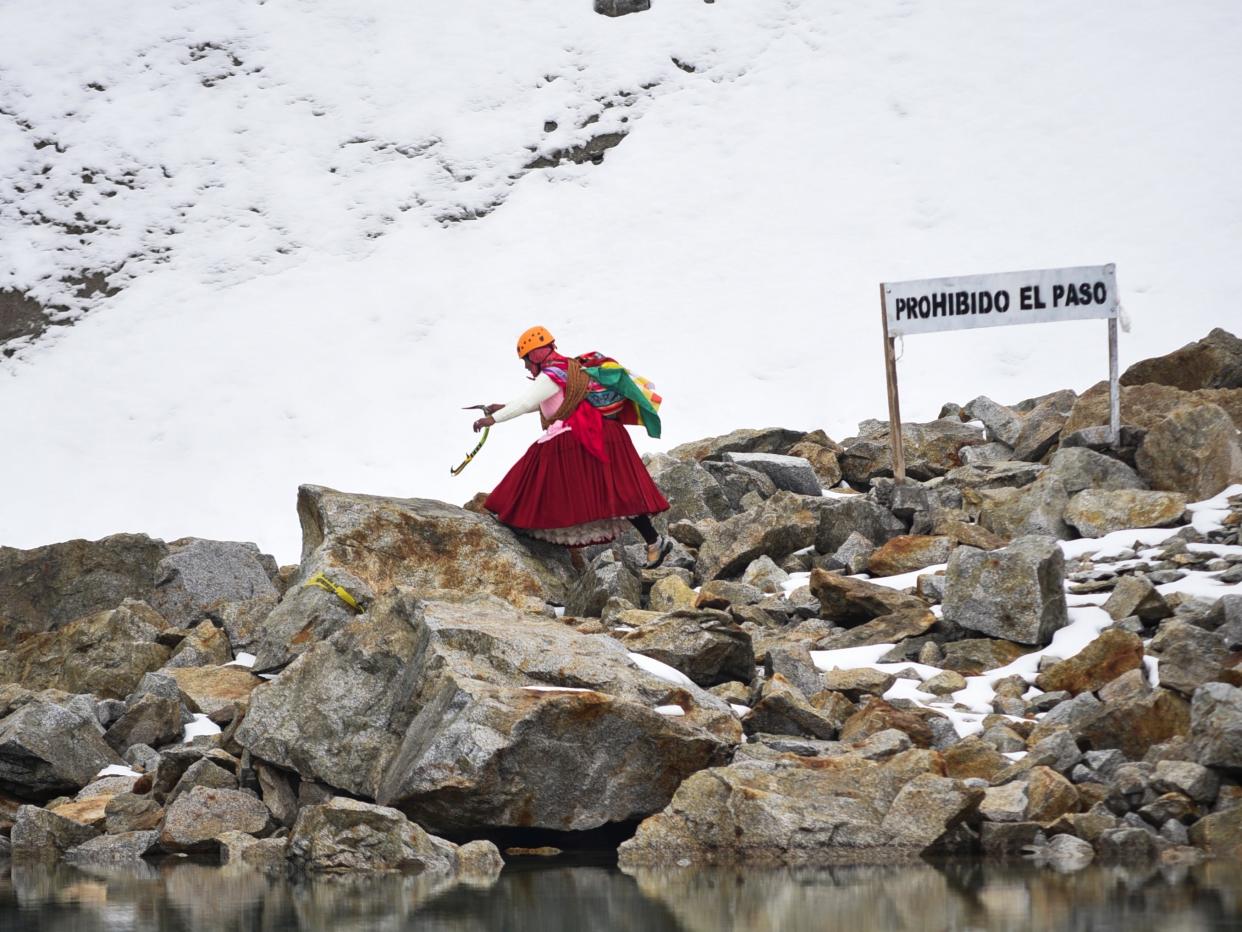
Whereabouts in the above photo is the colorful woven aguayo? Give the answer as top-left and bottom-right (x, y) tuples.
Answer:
(576, 351), (663, 439)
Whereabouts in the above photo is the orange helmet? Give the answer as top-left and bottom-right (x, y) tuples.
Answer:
(516, 326), (555, 358)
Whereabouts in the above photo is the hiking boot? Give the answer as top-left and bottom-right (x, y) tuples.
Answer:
(644, 536), (672, 570)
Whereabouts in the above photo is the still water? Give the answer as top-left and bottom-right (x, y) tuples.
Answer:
(2, 857), (1242, 932)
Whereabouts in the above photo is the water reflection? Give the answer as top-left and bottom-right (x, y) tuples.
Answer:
(2, 857), (1242, 931)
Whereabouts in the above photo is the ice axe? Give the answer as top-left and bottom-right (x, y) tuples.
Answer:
(451, 405), (491, 476)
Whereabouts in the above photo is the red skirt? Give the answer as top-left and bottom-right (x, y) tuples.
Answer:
(485, 419), (669, 547)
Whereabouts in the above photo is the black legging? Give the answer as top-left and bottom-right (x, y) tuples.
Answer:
(629, 515), (658, 545)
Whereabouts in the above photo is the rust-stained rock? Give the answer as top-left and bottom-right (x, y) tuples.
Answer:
(840, 697), (934, 748)
(1120, 328), (1242, 391)
(169, 666), (264, 718)
(866, 536), (955, 578)
(1034, 629), (1144, 696)
(1064, 381), (1242, 435)
(1064, 489), (1187, 538)
(1076, 688), (1191, 760)
(49, 794), (113, 828)
(250, 486), (577, 669)
(1024, 766), (1078, 824)
(808, 569), (927, 625)
(0, 601), (169, 699)
(942, 737), (1008, 781)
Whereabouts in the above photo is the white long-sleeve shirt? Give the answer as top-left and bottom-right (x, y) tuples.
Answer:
(492, 372), (560, 423)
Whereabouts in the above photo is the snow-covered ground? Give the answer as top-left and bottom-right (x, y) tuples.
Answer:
(2, 0), (1240, 561)
(798, 485), (1242, 740)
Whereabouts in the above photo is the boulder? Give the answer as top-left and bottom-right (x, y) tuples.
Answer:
(942, 536), (1068, 646)
(237, 592), (740, 833)
(739, 556), (789, 594)
(1190, 682), (1242, 770)
(0, 600), (170, 699)
(0, 533), (167, 647)
(839, 418), (987, 484)
(287, 797), (457, 874)
(567, 550), (641, 617)
(839, 697), (935, 748)
(742, 675), (844, 740)
(617, 755), (979, 865)
(700, 462), (778, 513)
(1121, 328), (1242, 390)
(168, 666), (264, 719)
(821, 532), (875, 574)
(167, 758), (237, 805)
(9, 805), (100, 857)
(619, 611), (755, 687)
(104, 694), (185, 753)
(972, 477), (1072, 541)
(939, 639), (1034, 675)
(944, 461), (1046, 492)
(879, 773), (984, 847)
(1152, 760), (1218, 805)
(668, 428), (804, 463)
(1102, 576), (1171, 622)
(786, 440), (843, 488)
(942, 737), (1008, 781)
(0, 699), (122, 799)
(210, 594), (278, 654)
(250, 486), (576, 669)
(1064, 489), (1186, 538)
(963, 396), (1022, 447)
(163, 620), (233, 668)
(1064, 381), (1242, 436)
(720, 452), (822, 496)
(1010, 391), (1076, 462)
(1135, 403), (1242, 500)
(105, 792), (164, 834)
(696, 492), (822, 581)
(642, 453), (735, 524)
(594, 0), (651, 16)
(820, 669), (896, 700)
(765, 645), (826, 699)
(814, 606), (936, 651)
(1034, 629), (1144, 696)
(147, 538), (278, 629)
(1024, 766), (1078, 824)
(1076, 688), (1190, 760)
(1045, 447), (1146, 494)
(816, 496), (906, 554)
(808, 569), (927, 625)
(159, 785), (270, 852)
(1147, 622), (1231, 697)
(866, 536), (954, 578)
(1189, 806), (1242, 858)
(64, 829), (160, 864)
(647, 575), (697, 613)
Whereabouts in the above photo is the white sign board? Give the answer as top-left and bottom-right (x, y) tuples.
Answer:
(883, 264), (1118, 338)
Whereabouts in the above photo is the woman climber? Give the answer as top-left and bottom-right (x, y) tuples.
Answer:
(472, 326), (672, 569)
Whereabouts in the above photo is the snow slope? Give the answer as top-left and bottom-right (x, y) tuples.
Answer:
(2, 0), (1240, 561)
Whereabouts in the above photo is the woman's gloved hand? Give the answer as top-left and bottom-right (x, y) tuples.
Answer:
(473, 415), (495, 433)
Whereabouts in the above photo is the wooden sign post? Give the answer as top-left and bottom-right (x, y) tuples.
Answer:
(880, 264), (1121, 482)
